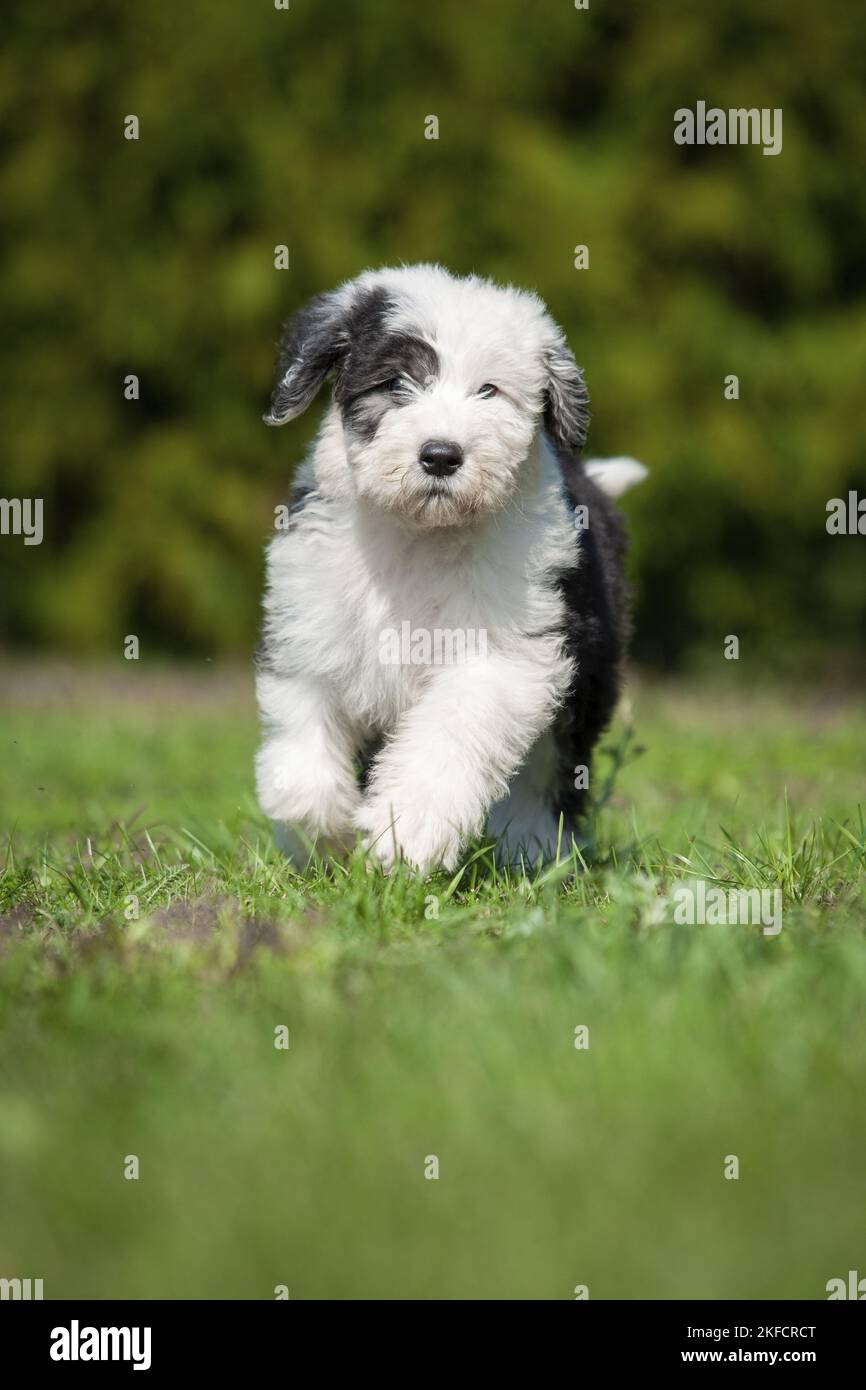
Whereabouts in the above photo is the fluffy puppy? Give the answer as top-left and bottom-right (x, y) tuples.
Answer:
(255, 264), (645, 873)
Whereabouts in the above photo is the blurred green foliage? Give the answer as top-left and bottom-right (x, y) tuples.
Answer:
(1, 0), (864, 667)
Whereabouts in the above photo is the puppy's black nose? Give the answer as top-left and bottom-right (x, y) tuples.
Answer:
(419, 440), (464, 477)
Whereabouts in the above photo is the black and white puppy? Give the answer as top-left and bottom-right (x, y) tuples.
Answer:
(255, 264), (645, 873)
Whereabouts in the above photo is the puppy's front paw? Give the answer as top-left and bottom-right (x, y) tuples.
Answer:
(255, 740), (360, 845)
(355, 800), (466, 876)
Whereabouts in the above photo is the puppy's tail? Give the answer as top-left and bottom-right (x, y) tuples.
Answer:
(583, 455), (648, 499)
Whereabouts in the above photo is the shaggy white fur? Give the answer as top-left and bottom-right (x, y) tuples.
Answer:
(255, 265), (644, 874)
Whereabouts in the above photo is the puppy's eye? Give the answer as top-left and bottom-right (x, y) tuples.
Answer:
(477, 383), (498, 398)
(386, 376), (407, 394)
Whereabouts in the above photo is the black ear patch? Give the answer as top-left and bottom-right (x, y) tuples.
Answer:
(265, 290), (347, 425)
(544, 340), (590, 455)
(264, 285), (392, 426)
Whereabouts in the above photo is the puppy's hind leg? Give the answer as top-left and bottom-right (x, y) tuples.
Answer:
(487, 733), (576, 867)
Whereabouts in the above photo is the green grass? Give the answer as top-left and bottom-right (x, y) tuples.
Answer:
(1, 664), (865, 1300)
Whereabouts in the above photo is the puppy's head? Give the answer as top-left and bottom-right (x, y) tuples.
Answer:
(265, 264), (588, 527)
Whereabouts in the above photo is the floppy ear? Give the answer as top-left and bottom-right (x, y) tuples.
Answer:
(264, 289), (352, 426)
(544, 333), (590, 455)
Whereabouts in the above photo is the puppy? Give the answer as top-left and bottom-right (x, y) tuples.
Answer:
(255, 264), (645, 873)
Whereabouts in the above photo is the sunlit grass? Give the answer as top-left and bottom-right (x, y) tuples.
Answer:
(1, 668), (865, 1298)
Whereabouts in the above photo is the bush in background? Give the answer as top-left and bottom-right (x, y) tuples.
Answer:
(1, 0), (863, 670)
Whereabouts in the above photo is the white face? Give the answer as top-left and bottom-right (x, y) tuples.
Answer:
(266, 265), (589, 529)
(341, 328), (543, 527)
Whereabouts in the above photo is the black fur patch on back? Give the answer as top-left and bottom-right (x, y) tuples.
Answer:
(546, 441), (631, 827)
